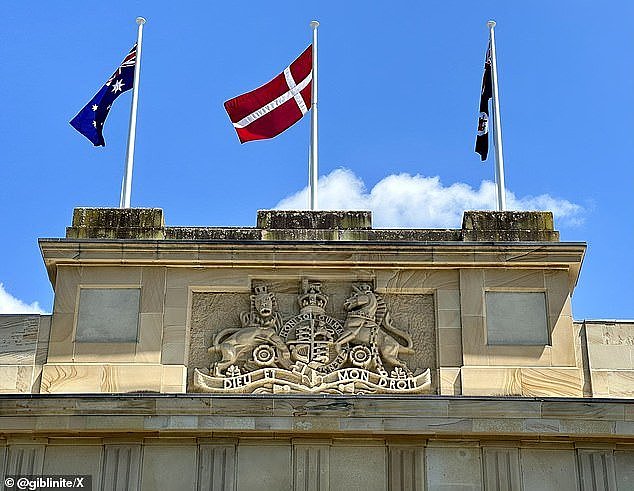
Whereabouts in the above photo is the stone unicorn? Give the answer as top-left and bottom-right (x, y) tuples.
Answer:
(336, 283), (415, 375)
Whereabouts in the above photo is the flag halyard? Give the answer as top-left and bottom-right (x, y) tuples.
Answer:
(70, 45), (137, 146)
(224, 46), (313, 143)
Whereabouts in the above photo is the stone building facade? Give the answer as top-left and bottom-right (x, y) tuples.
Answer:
(0, 208), (633, 490)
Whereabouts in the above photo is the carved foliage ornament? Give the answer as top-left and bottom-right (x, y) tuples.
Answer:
(193, 281), (431, 394)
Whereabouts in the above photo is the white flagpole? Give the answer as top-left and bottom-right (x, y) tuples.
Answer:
(308, 20), (319, 211)
(120, 17), (146, 209)
(487, 20), (507, 211)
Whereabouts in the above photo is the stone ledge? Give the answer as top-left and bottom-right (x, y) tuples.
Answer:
(0, 395), (631, 439)
(166, 227), (262, 241)
(165, 228), (461, 241)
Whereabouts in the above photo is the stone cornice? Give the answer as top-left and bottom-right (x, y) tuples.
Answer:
(39, 239), (586, 285)
(0, 395), (631, 441)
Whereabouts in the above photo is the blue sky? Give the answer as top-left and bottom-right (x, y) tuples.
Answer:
(0, 1), (632, 319)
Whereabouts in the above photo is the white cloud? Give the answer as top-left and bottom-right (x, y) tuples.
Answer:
(275, 168), (583, 228)
(0, 283), (44, 314)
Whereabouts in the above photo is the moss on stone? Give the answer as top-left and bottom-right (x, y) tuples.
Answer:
(66, 208), (165, 239)
(257, 210), (372, 230)
(461, 211), (558, 242)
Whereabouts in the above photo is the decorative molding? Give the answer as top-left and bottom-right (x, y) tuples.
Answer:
(101, 444), (142, 491)
(198, 444), (236, 491)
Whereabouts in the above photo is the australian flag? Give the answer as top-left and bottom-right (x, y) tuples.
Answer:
(475, 42), (492, 160)
(70, 45), (137, 146)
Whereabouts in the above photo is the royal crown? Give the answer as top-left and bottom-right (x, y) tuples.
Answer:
(298, 281), (327, 310)
(253, 285), (269, 295)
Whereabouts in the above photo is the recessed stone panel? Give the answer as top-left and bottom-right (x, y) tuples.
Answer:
(188, 281), (436, 394)
(0, 315), (40, 365)
(76, 288), (140, 343)
(615, 451), (634, 491)
(426, 445), (482, 490)
(330, 444), (386, 491)
(141, 445), (197, 491)
(43, 444), (103, 479)
(520, 449), (577, 491)
(485, 292), (548, 345)
(237, 443), (291, 491)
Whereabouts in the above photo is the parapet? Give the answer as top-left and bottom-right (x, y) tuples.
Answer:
(256, 210), (372, 229)
(63, 208), (559, 242)
(462, 210), (559, 242)
(66, 207), (165, 239)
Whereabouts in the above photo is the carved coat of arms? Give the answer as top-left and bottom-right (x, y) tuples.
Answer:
(193, 281), (431, 394)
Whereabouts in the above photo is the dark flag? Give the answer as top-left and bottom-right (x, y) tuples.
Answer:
(70, 45), (137, 146)
(475, 43), (492, 160)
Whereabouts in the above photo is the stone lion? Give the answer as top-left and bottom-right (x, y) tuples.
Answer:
(208, 285), (292, 374)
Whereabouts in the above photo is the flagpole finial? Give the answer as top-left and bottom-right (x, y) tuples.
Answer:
(310, 20), (320, 29)
(136, 17), (147, 25)
(487, 20), (496, 29)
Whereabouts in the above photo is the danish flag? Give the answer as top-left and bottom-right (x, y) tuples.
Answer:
(224, 46), (312, 143)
